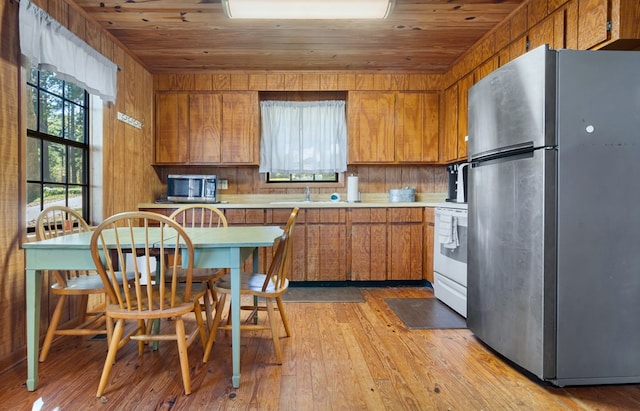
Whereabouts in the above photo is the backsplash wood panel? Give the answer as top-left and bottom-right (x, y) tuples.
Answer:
(154, 165), (447, 200)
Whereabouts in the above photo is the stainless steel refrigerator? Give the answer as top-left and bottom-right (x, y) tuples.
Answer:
(466, 44), (640, 386)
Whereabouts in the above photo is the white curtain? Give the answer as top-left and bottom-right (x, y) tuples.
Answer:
(19, 0), (118, 104)
(260, 100), (347, 173)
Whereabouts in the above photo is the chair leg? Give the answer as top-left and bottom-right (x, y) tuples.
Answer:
(137, 320), (146, 355)
(175, 317), (192, 395)
(96, 318), (125, 397)
(39, 295), (67, 362)
(193, 301), (207, 348)
(203, 293), (226, 363)
(201, 281), (213, 331)
(148, 318), (161, 351)
(106, 316), (114, 348)
(265, 298), (283, 364)
(275, 296), (291, 337)
(78, 294), (90, 323)
(208, 279), (218, 306)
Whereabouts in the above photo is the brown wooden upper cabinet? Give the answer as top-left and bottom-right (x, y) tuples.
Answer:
(441, 84), (458, 164)
(396, 92), (440, 163)
(221, 92), (259, 165)
(348, 91), (395, 163)
(348, 91), (439, 164)
(456, 74), (474, 162)
(155, 93), (190, 164)
(575, 0), (640, 50)
(154, 91), (259, 165)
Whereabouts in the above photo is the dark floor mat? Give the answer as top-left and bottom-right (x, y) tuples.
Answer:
(385, 298), (467, 329)
(281, 287), (365, 303)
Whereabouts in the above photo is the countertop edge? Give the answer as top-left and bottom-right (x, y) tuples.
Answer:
(140, 193), (446, 209)
(139, 201), (442, 209)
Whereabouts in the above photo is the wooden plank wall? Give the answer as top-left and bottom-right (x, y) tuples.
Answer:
(155, 165), (448, 197)
(0, 0), (161, 372)
(0, 0), (24, 369)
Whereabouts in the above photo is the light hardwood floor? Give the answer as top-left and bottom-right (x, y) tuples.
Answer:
(2, 287), (639, 410)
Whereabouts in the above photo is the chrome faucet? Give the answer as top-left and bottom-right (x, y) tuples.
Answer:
(305, 186), (311, 202)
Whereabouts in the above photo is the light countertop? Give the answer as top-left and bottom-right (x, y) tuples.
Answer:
(139, 193), (446, 209)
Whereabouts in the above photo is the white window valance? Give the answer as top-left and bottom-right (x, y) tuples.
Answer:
(19, 0), (118, 104)
(259, 100), (347, 174)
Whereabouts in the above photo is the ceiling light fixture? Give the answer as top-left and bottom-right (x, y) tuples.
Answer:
(221, 0), (395, 19)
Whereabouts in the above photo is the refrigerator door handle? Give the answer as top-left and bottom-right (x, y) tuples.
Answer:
(470, 141), (534, 162)
(472, 148), (537, 168)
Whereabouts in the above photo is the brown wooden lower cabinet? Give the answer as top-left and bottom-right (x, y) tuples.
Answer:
(304, 209), (348, 281)
(140, 206), (434, 282)
(350, 208), (387, 281)
(350, 207), (426, 281)
(388, 208), (424, 281)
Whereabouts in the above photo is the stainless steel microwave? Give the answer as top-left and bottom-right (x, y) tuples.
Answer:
(167, 174), (217, 203)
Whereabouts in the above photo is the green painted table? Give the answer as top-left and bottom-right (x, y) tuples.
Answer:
(23, 225), (283, 391)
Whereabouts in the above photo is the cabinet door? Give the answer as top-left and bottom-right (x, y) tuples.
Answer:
(442, 84), (458, 163)
(305, 209), (347, 281)
(396, 92), (439, 163)
(348, 91), (395, 163)
(456, 75), (474, 162)
(388, 208), (424, 280)
(577, 0), (609, 50)
(221, 91), (259, 164)
(189, 93), (222, 163)
(155, 93), (189, 164)
(528, 14), (557, 51)
(350, 208), (387, 281)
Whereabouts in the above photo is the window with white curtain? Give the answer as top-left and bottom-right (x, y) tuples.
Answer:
(259, 100), (347, 177)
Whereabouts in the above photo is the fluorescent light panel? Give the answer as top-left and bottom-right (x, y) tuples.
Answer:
(222, 0), (395, 19)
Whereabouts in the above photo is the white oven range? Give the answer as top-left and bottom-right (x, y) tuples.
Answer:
(433, 203), (468, 318)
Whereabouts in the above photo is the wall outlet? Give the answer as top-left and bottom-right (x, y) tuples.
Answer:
(218, 179), (228, 190)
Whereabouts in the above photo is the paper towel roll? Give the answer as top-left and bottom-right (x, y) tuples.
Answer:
(347, 175), (359, 202)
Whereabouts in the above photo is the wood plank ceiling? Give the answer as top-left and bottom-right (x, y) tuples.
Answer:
(71, 0), (527, 73)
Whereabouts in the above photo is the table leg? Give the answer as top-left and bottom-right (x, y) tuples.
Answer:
(230, 248), (241, 388)
(252, 249), (259, 324)
(26, 268), (42, 391)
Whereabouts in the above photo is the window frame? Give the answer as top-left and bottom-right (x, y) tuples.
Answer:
(25, 68), (91, 232)
(266, 172), (340, 184)
(259, 172), (345, 190)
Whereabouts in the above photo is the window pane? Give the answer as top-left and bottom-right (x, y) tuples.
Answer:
(315, 173), (338, 181)
(68, 186), (85, 214)
(39, 71), (63, 96)
(26, 183), (41, 229)
(65, 102), (85, 142)
(269, 172), (291, 182)
(291, 174), (314, 182)
(43, 141), (66, 183)
(39, 92), (63, 137)
(65, 82), (85, 105)
(68, 146), (85, 184)
(27, 182), (41, 206)
(26, 137), (41, 181)
(43, 183), (65, 208)
(26, 85), (38, 131)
